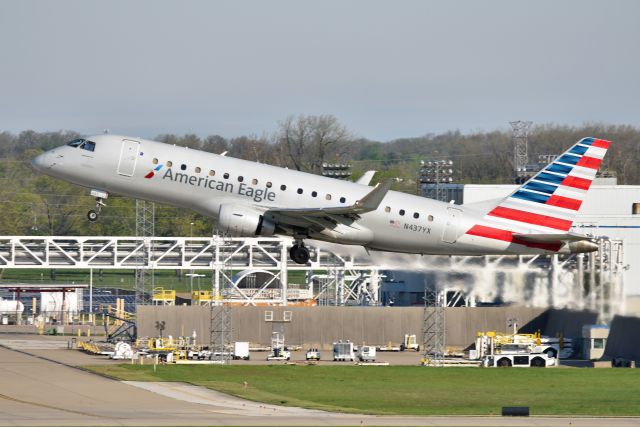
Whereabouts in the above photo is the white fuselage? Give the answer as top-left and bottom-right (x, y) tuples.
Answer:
(31, 134), (566, 256)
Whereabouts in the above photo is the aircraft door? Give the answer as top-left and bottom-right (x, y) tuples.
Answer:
(442, 208), (462, 243)
(117, 139), (140, 176)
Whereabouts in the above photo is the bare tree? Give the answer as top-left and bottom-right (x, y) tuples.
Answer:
(276, 115), (353, 173)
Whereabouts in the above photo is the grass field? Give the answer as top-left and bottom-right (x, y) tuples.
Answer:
(87, 364), (640, 416)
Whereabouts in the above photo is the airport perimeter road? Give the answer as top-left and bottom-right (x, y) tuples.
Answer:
(0, 345), (638, 427)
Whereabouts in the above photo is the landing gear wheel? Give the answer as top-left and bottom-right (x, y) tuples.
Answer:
(87, 210), (99, 222)
(289, 244), (310, 264)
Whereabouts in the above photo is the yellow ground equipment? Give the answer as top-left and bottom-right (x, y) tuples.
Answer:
(152, 288), (176, 305)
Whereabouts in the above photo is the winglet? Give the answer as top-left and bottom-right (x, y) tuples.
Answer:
(356, 171), (376, 186)
(354, 179), (392, 212)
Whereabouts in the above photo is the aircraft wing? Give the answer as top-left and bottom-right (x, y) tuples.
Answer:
(266, 179), (392, 220)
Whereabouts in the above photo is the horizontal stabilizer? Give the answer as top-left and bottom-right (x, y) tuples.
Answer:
(512, 232), (592, 244)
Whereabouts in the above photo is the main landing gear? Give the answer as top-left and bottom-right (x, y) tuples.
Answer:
(87, 190), (108, 222)
(289, 242), (310, 264)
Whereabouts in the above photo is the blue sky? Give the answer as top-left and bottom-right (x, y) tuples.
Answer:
(1, 0), (638, 141)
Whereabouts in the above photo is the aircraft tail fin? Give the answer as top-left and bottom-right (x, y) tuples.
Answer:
(471, 137), (610, 237)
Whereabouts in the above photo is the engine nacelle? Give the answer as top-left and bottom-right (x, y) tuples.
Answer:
(217, 204), (276, 237)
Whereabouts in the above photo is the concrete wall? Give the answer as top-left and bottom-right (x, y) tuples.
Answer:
(604, 315), (640, 362)
(138, 305), (559, 350)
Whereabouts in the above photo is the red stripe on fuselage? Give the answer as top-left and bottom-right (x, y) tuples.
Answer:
(591, 139), (610, 149)
(144, 171), (155, 179)
(561, 175), (592, 190)
(576, 156), (602, 170)
(466, 225), (562, 252)
(546, 194), (582, 210)
(488, 206), (572, 231)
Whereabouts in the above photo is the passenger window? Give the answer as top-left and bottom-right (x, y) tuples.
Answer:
(340, 197), (346, 203)
(167, 161), (173, 168)
(311, 191), (317, 197)
(152, 158), (159, 165)
(238, 176), (244, 182)
(413, 212), (419, 219)
(83, 141), (96, 152)
(399, 209), (405, 216)
(266, 182), (272, 188)
(428, 215), (434, 222)
(180, 164), (187, 171)
(209, 170), (215, 176)
(280, 185), (287, 191)
(252, 178), (258, 185)
(223, 172), (229, 179)
(385, 206), (391, 213)
(297, 188), (303, 194)
(326, 194), (332, 200)
(195, 166), (201, 173)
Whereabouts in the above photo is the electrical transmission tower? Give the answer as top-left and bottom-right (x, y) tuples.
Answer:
(134, 200), (155, 305)
(510, 120), (533, 184)
(422, 283), (446, 366)
(210, 233), (233, 364)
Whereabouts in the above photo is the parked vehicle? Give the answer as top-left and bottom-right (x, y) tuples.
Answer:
(305, 348), (321, 361)
(400, 334), (420, 351)
(333, 340), (355, 361)
(358, 345), (376, 362)
(233, 341), (250, 360)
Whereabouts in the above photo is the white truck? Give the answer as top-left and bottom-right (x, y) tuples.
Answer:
(357, 345), (376, 362)
(484, 344), (556, 367)
(333, 340), (355, 361)
(233, 341), (250, 360)
(305, 348), (321, 361)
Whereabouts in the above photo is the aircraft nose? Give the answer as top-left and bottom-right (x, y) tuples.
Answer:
(31, 152), (49, 171)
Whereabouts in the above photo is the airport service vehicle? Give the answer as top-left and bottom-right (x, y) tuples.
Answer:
(333, 340), (355, 361)
(305, 348), (321, 361)
(474, 331), (572, 360)
(377, 342), (401, 352)
(358, 345), (376, 362)
(400, 334), (420, 351)
(267, 332), (290, 360)
(32, 136), (609, 264)
(267, 347), (290, 361)
(483, 344), (556, 368)
(233, 341), (250, 360)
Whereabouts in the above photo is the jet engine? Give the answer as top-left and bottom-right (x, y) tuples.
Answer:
(217, 204), (276, 237)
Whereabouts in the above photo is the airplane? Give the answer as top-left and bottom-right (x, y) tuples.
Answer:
(31, 135), (610, 264)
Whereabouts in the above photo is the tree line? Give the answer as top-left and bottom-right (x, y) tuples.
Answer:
(0, 118), (638, 236)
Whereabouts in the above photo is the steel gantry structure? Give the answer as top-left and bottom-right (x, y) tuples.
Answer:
(0, 236), (381, 307)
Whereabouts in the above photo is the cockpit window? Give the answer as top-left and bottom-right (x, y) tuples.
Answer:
(83, 141), (96, 152)
(66, 138), (85, 147)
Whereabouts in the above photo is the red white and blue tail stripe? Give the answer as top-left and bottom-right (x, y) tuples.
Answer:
(466, 137), (610, 252)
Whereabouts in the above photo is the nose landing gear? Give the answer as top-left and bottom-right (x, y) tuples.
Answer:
(87, 190), (108, 222)
(289, 242), (310, 264)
